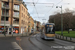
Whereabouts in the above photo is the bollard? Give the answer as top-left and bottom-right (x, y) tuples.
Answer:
(63, 36), (64, 39)
(70, 37), (72, 41)
(60, 35), (61, 39)
(59, 37), (60, 38)
(58, 36), (59, 38)
(58, 35), (59, 38)
(66, 37), (67, 40)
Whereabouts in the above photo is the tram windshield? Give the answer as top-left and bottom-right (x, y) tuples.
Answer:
(45, 25), (55, 34)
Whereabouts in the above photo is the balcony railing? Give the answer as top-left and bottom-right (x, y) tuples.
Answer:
(13, 8), (19, 11)
(13, 15), (19, 18)
(1, 21), (9, 24)
(2, 5), (10, 9)
(13, 21), (19, 24)
(2, 13), (9, 17)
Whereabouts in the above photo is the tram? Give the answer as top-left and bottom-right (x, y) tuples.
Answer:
(41, 23), (55, 40)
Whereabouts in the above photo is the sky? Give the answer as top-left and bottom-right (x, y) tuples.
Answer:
(23, 0), (75, 24)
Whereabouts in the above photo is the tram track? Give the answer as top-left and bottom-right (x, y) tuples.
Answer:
(28, 34), (75, 50)
(36, 34), (75, 50)
(29, 34), (60, 50)
(35, 35), (59, 50)
(36, 34), (64, 46)
(28, 36), (42, 50)
(28, 35), (57, 50)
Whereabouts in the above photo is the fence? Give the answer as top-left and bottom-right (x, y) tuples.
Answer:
(55, 34), (75, 42)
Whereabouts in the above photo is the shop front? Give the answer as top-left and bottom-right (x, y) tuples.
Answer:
(13, 27), (19, 34)
(0, 26), (8, 34)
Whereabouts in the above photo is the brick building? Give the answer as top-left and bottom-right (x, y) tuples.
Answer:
(0, 0), (29, 34)
(28, 16), (34, 33)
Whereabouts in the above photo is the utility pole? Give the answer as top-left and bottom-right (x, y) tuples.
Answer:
(11, 0), (13, 36)
(61, 5), (63, 36)
(4, 4), (6, 36)
(56, 5), (63, 36)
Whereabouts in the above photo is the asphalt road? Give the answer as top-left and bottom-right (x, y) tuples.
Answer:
(0, 33), (75, 50)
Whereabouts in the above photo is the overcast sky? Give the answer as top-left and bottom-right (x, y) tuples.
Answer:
(24, 0), (75, 24)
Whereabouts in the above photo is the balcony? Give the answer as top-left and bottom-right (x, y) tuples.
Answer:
(13, 15), (19, 18)
(13, 5), (19, 12)
(2, 13), (9, 17)
(2, 0), (9, 2)
(13, 12), (19, 18)
(13, 21), (19, 26)
(2, 5), (10, 9)
(0, 21), (10, 26)
(2, 2), (9, 9)
(13, 21), (19, 24)
(13, 8), (19, 12)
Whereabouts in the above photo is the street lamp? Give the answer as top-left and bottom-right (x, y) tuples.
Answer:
(56, 5), (63, 35)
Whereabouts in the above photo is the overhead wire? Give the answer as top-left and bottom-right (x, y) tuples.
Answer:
(36, 0), (39, 3)
(25, 0), (63, 22)
(30, 0), (40, 21)
(43, 0), (63, 22)
(39, 0), (63, 23)
(33, 3), (41, 21)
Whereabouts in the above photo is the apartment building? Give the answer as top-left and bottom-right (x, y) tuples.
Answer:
(19, 2), (29, 34)
(0, 0), (29, 34)
(34, 21), (41, 31)
(28, 16), (34, 33)
(36, 21), (41, 31)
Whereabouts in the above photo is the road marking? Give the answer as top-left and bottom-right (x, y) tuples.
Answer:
(12, 42), (23, 50)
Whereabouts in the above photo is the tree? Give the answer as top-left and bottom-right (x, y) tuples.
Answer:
(49, 8), (75, 31)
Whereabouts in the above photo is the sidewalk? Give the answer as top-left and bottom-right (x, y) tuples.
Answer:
(0, 33), (29, 37)
(0, 31), (41, 37)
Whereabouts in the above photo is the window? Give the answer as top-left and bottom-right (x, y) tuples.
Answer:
(46, 27), (55, 34)
(6, 17), (9, 21)
(1, 17), (9, 21)
(14, 5), (19, 10)
(1, 17), (4, 21)
(13, 12), (19, 17)
(22, 13), (23, 17)
(21, 20), (25, 25)
(24, 15), (25, 18)
(24, 9), (25, 12)
(22, 7), (23, 11)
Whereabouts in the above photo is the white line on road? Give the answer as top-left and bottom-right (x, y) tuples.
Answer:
(12, 42), (23, 50)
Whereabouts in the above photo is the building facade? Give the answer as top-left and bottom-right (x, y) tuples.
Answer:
(34, 20), (41, 32)
(0, 0), (29, 34)
(28, 16), (34, 33)
(19, 2), (29, 34)
(36, 21), (41, 31)
(34, 20), (37, 32)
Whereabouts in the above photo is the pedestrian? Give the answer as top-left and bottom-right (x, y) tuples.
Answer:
(13, 30), (15, 34)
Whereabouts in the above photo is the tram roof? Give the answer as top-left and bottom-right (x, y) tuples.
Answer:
(45, 23), (55, 25)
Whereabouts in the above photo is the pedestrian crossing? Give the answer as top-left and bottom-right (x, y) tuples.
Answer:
(11, 42), (23, 50)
